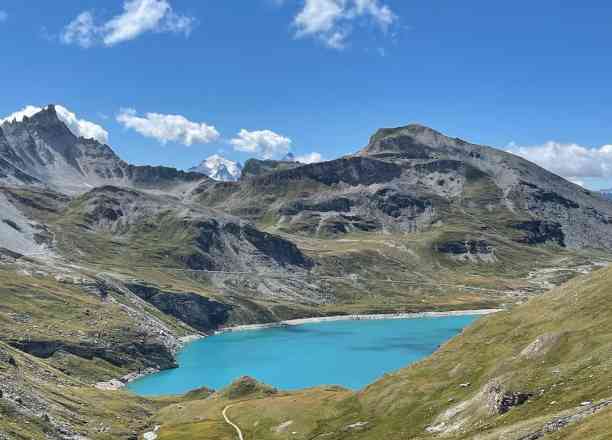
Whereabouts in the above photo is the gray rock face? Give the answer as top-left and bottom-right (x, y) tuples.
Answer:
(8, 339), (177, 371)
(126, 282), (231, 332)
(0, 105), (209, 195)
(512, 220), (565, 246)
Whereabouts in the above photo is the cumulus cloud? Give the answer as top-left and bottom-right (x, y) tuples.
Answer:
(293, 0), (396, 49)
(1, 105), (109, 143)
(61, 0), (195, 48)
(55, 106), (110, 144)
(509, 141), (612, 183)
(117, 108), (219, 146)
(230, 129), (292, 159)
(295, 152), (323, 163)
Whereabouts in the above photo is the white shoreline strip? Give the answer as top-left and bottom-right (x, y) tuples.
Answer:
(215, 309), (502, 334)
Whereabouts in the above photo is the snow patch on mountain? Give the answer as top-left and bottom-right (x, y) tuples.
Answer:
(189, 154), (243, 181)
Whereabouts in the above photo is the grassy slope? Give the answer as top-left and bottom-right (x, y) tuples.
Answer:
(0, 341), (174, 440)
(150, 265), (612, 439)
(0, 264), (194, 382)
(347, 264), (612, 439)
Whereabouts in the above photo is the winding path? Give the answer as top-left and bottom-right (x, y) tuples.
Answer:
(223, 405), (244, 440)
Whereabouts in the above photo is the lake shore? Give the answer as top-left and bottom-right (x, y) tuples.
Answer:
(215, 308), (503, 334)
(94, 334), (206, 391)
(100, 308), (502, 392)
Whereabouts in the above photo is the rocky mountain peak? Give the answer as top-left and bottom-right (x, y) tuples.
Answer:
(30, 104), (59, 122)
(362, 123), (469, 157)
(0, 105), (210, 194)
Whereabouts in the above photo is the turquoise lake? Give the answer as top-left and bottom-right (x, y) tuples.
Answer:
(128, 315), (478, 396)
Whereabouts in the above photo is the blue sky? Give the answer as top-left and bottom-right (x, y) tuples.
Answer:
(1, 1), (611, 188)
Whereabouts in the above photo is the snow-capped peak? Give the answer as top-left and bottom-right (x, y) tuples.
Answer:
(189, 154), (243, 181)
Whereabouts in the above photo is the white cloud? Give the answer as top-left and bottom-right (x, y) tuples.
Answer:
(61, 0), (195, 48)
(0, 10), (8, 22)
(352, 0), (395, 27)
(295, 0), (344, 38)
(1, 105), (109, 144)
(55, 106), (109, 144)
(117, 108), (219, 146)
(230, 129), (292, 159)
(295, 152), (323, 163)
(509, 141), (612, 182)
(293, 0), (396, 49)
(61, 11), (97, 48)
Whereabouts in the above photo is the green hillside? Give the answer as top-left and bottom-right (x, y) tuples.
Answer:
(149, 265), (612, 439)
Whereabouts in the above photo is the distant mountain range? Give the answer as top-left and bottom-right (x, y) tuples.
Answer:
(189, 154), (243, 181)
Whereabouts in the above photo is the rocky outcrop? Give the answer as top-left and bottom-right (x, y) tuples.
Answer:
(484, 381), (532, 414)
(372, 188), (432, 219)
(126, 282), (231, 332)
(427, 379), (532, 435)
(512, 220), (565, 246)
(239, 224), (314, 269)
(8, 339), (177, 371)
(436, 240), (496, 263)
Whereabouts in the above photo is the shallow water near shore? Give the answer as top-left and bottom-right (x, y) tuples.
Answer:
(128, 315), (479, 396)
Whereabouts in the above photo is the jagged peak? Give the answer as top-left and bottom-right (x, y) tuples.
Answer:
(27, 104), (64, 126)
(0, 104), (109, 144)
